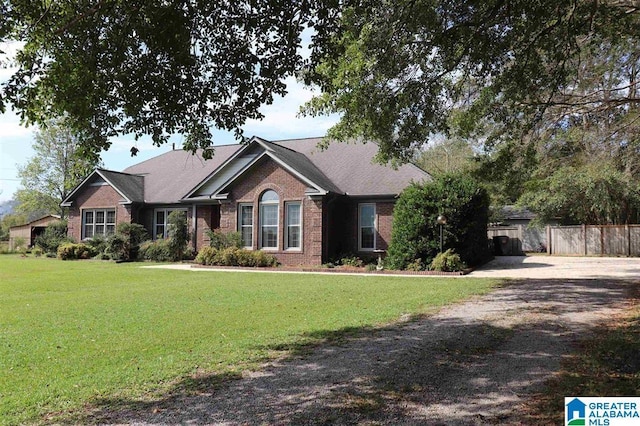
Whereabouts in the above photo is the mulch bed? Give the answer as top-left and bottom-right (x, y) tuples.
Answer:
(190, 264), (473, 276)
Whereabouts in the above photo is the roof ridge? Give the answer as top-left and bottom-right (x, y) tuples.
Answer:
(98, 168), (141, 177)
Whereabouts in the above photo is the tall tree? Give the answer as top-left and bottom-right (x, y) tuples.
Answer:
(2, 1), (640, 164)
(1, 0), (313, 161)
(15, 117), (101, 219)
(415, 138), (478, 177)
(303, 0), (640, 162)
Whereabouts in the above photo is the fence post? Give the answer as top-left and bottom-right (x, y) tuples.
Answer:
(546, 225), (551, 254)
(583, 224), (588, 255)
(626, 224), (631, 257)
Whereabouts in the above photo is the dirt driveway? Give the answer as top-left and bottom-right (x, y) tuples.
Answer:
(96, 258), (637, 425)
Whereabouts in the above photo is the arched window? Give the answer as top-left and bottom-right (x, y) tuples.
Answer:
(259, 190), (279, 249)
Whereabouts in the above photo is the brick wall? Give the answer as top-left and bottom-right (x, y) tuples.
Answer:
(219, 157), (324, 266)
(67, 185), (132, 241)
(195, 205), (220, 250)
(376, 202), (395, 252)
(343, 199), (396, 260)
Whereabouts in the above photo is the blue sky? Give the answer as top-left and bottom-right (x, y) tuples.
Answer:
(0, 74), (338, 203)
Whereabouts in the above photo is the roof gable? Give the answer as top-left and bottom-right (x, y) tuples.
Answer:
(184, 137), (342, 201)
(61, 169), (144, 206)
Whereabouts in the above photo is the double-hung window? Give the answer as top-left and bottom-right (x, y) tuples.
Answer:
(259, 190), (279, 249)
(285, 202), (302, 250)
(82, 209), (116, 239)
(358, 203), (376, 251)
(238, 204), (254, 248)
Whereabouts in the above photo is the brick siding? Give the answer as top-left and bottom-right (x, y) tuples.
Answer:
(218, 157), (324, 266)
(67, 184), (132, 241)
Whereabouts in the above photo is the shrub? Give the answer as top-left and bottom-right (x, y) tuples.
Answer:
(106, 223), (148, 261)
(195, 246), (278, 267)
(13, 236), (27, 252)
(340, 255), (364, 267)
(32, 247), (43, 257)
(429, 249), (466, 272)
(86, 234), (108, 256)
(167, 211), (189, 261)
(250, 250), (278, 267)
(57, 243), (96, 260)
(206, 229), (242, 249)
(386, 174), (490, 270)
(139, 239), (173, 262)
(195, 246), (218, 265)
(35, 220), (71, 254)
(405, 258), (424, 271)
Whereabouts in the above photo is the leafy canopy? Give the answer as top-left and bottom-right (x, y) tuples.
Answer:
(303, 0), (640, 162)
(14, 117), (101, 219)
(2, 1), (640, 163)
(1, 0), (314, 158)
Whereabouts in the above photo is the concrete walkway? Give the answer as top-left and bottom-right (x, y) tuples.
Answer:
(144, 255), (640, 280)
(469, 255), (640, 279)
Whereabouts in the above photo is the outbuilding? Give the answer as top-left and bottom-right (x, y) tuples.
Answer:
(9, 215), (61, 250)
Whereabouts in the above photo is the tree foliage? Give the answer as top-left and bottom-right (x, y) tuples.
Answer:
(14, 117), (101, 219)
(304, 0), (640, 163)
(1, 0), (314, 160)
(415, 138), (478, 177)
(0, 212), (27, 241)
(3, 0), (640, 172)
(386, 175), (490, 270)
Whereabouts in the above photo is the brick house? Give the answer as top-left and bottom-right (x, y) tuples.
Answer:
(61, 137), (430, 266)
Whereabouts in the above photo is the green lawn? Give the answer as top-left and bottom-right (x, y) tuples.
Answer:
(0, 255), (497, 424)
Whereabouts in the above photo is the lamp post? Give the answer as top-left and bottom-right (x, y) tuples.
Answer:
(437, 215), (447, 254)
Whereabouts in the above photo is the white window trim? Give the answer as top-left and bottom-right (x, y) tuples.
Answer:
(285, 201), (302, 251)
(358, 203), (377, 252)
(238, 203), (254, 249)
(82, 208), (116, 240)
(153, 208), (188, 239)
(259, 192), (279, 250)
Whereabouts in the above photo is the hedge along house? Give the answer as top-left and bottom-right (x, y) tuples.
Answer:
(61, 137), (430, 266)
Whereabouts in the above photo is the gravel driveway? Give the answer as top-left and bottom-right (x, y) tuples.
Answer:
(96, 258), (637, 425)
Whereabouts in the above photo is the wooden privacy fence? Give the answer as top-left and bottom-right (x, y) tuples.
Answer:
(547, 224), (640, 256)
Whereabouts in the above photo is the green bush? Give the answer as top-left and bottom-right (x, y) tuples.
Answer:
(250, 250), (278, 267)
(405, 258), (424, 271)
(386, 174), (490, 270)
(57, 243), (96, 260)
(13, 236), (27, 252)
(139, 240), (174, 262)
(167, 211), (189, 261)
(106, 223), (148, 261)
(195, 246), (278, 267)
(429, 249), (466, 272)
(206, 229), (242, 249)
(195, 246), (217, 265)
(35, 220), (71, 254)
(86, 234), (108, 256)
(340, 255), (364, 267)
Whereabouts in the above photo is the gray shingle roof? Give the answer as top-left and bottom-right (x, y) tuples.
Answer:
(258, 139), (342, 194)
(120, 137), (431, 203)
(123, 145), (241, 204)
(273, 138), (431, 196)
(98, 169), (144, 203)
